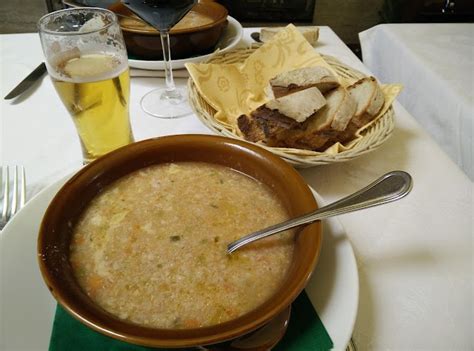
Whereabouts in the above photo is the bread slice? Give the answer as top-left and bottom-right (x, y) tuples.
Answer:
(348, 76), (385, 128)
(326, 76), (385, 145)
(260, 26), (319, 46)
(268, 66), (340, 98)
(304, 87), (356, 133)
(263, 87), (327, 123)
(329, 87), (358, 131)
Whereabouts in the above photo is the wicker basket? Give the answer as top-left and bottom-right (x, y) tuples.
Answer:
(187, 48), (395, 168)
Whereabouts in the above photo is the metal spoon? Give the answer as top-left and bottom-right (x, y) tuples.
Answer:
(227, 171), (413, 253)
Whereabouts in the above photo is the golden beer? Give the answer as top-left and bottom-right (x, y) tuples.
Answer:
(51, 54), (134, 163)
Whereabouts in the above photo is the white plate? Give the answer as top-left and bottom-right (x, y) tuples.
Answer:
(128, 16), (243, 71)
(0, 177), (358, 350)
(308, 189), (359, 350)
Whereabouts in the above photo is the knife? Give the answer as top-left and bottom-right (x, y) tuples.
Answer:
(4, 62), (48, 100)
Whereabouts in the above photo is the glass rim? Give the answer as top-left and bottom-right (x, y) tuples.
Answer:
(38, 7), (118, 36)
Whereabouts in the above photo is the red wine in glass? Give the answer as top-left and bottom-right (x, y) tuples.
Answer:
(123, 0), (197, 118)
(123, 0), (195, 30)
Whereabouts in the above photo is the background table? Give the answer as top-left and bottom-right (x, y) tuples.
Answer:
(359, 23), (474, 180)
(1, 27), (473, 350)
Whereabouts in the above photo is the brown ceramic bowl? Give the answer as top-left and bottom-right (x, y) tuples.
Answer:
(108, 2), (228, 60)
(37, 135), (322, 348)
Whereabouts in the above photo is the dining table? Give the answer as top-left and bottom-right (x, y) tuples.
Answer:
(1, 26), (473, 351)
(359, 23), (474, 181)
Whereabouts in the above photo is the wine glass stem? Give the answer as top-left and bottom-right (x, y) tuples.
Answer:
(160, 30), (176, 94)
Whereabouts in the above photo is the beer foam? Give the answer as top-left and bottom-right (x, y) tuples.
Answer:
(51, 53), (127, 83)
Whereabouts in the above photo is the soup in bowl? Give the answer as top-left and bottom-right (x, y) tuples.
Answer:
(108, 2), (229, 60)
(38, 135), (322, 348)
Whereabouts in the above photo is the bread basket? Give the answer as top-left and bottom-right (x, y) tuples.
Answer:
(188, 47), (396, 168)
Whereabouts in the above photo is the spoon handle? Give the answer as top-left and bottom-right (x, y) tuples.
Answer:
(227, 171), (413, 253)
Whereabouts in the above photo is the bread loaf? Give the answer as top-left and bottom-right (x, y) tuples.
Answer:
(267, 66), (339, 98)
(237, 114), (265, 142)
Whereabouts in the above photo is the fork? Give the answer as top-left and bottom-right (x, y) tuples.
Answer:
(1, 166), (26, 229)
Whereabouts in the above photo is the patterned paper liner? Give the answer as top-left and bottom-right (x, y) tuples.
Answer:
(186, 25), (402, 167)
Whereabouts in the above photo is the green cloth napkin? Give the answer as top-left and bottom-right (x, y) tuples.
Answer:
(49, 291), (333, 351)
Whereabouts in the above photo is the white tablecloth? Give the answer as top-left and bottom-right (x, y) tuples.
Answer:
(1, 27), (473, 350)
(359, 23), (474, 180)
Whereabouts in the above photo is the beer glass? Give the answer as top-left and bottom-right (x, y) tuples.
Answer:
(38, 8), (134, 164)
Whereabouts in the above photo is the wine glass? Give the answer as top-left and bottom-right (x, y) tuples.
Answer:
(123, 0), (197, 119)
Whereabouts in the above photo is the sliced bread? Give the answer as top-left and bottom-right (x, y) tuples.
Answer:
(238, 86), (356, 151)
(263, 87), (327, 123)
(268, 66), (340, 98)
(238, 78), (385, 151)
(303, 87), (356, 135)
(281, 86), (356, 150)
(347, 76), (385, 128)
(326, 77), (385, 145)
